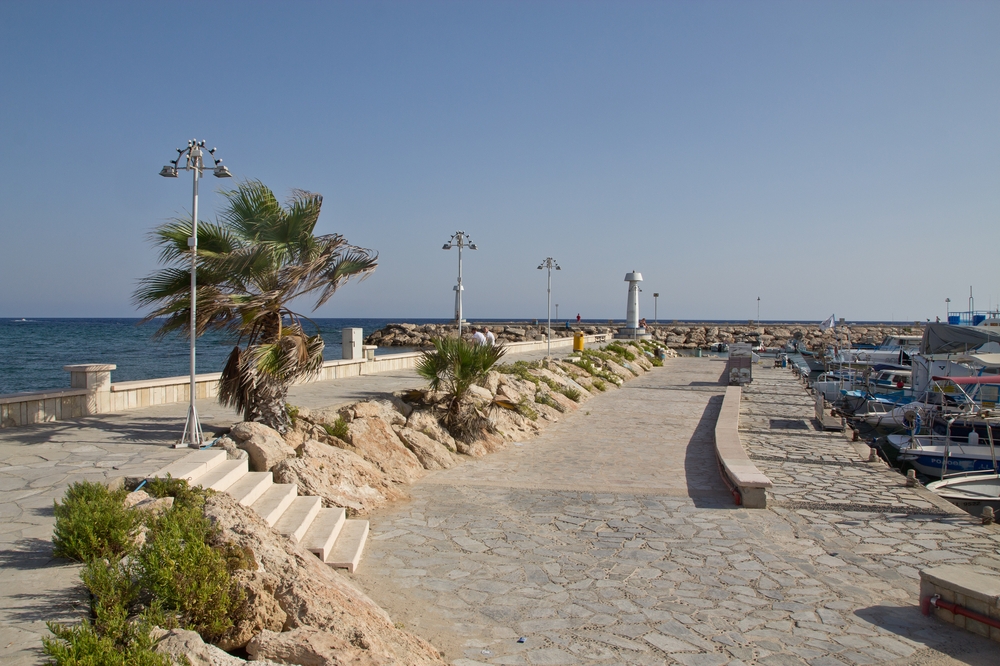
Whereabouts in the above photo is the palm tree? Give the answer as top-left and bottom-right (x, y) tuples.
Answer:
(415, 338), (506, 440)
(135, 180), (377, 433)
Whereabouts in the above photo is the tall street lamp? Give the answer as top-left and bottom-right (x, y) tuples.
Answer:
(946, 297), (951, 321)
(159, 140), (232, 447)
(757, 296), (761, 326)
(653, 293), (659, 324)
(442, 231), (477, 338)
(555, 304), (559, 321)
(537, 258), (561, 357)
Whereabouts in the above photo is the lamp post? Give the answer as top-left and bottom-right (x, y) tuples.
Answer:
(159, 140), (232, 447)
(537, 258), (561, 357)
(653, 293), (659, 324)
(555, 304), (559, 321)
(946, 298), (951, 321)
(757, 296), (761, 326)
(442, 231), (477, 338)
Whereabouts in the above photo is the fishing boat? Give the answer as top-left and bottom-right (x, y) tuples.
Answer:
(926, 472), (1000, 517)
(920, 376), (1000, 516)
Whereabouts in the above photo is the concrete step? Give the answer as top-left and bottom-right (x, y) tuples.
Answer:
(251, 483), (297, 526)
(226, 472), (272, 507)
(325, 519), (369, 573)
(300, 508), (346, 561)
(190, 458), (248, 492)
(151, 449), (227, 481)
(273, 496), (322, 544)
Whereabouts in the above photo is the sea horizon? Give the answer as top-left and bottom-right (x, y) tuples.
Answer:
(1, 316), (927, 395)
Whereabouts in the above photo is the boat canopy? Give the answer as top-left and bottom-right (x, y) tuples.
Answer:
(932, 375), (1000, 385)
(921, 323), (1000, 355)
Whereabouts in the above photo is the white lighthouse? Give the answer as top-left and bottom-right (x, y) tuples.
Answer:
(615, 271), (651, 339)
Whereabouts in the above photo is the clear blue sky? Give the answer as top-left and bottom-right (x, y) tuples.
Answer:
(1, 1), (998, 322)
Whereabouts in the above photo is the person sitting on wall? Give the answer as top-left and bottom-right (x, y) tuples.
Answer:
(483, 326), (496, 346)
(472, 327), (487, 345)
(639, 317), (647, 329)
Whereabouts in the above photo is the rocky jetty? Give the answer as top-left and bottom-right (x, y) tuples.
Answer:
(367, 321), (925, 352)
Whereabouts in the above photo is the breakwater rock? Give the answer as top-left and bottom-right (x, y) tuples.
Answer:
(648, 323), (924, 350)
(365, 322), (588, 347)
(366, 321), (925, 351)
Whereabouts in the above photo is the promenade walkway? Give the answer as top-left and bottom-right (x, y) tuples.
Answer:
(5, 356), (1000, 664)
(353, 360), (1000, 665)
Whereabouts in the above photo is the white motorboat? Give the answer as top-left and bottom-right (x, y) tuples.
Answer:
(927, 473), (1000, 517)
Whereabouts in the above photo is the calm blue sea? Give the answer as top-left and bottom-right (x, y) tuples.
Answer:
(0, 318), (448, 395)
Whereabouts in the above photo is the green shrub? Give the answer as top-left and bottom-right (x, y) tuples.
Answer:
(560, 387), (582, 402)
(144, 475), (209, 512)
(572, 359), (598, 375)
(323, 416), (349, 440)
(517, 398), (539, 420)
(605, 343), (636, 362)
(494, 361), (542, 387)
(650, 356), (663, 367)
(43, 619), (170, 666)
(286, 403), (300, 426)
(52, 481), (142, 563)
(592, 379), (607, 392)
(46, 478), (245, 661)
(138, 503), (243, 641)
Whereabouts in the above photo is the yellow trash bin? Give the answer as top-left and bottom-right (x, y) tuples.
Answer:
(573, 331), (585, 352)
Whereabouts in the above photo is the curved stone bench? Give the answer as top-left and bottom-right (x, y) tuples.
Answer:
(715, 386), (772, 508)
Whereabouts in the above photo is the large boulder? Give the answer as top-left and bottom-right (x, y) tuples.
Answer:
(153, 627), (246, 666)
(543, 387), (578, 412)
(248, 626), (369, 666)
(230, 422), (296, 472)
(345, 417), (425, 485)
(456, 431), (507, 457)
(202, 494), (444, 665)
(465, 384), (494, 406)
(273, 439), (404, 514)
(351, 399), (407, 426)
(405, 410), (457, 452)
(487, 407), (540, 441)
(603, 359), (636, 381)
(218, 570), (286, 651)
(394, 427), (458, 470)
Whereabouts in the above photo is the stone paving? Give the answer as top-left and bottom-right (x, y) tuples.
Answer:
(354, 361), (1000, 665)
(0, 345), (556, 665)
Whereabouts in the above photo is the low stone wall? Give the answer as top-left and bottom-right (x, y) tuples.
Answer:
(0, 335), (606, 428)
(715, 385), (773, 508)
(921, 565), (1000, 642)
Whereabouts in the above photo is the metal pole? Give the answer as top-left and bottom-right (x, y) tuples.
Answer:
(547, 264), (552, 357)
(457, 239), (463, 338)
(182, 152), (202, 447)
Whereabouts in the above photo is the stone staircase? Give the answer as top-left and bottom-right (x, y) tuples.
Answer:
(150, 449), (369, 572)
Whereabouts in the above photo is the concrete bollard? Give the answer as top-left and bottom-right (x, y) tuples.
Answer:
(906, 469), (918, 487)
(983, 507), (995, 525)
(868, 448), (878, 462)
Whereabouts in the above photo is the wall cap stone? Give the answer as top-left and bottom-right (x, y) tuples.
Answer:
(922, 565), (1000, 607)
(63, 364), (117, 372)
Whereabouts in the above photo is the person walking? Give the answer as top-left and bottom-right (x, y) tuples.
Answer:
(472, 327), (487, 346)
(484, 326), (496, 346)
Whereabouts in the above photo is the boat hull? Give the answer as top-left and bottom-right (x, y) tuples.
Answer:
(927, 474), (1000, 516)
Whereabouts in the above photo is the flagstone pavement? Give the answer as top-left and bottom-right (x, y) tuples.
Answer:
(354, 359), (1000, 666)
